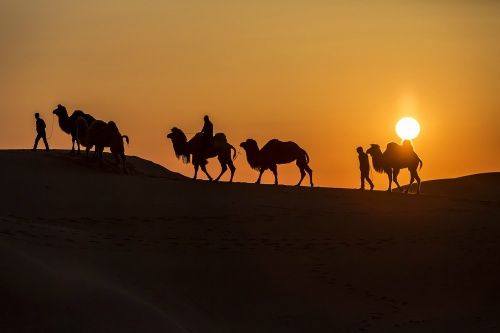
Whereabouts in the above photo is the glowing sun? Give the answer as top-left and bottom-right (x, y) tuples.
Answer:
(395, 117), (420, 140)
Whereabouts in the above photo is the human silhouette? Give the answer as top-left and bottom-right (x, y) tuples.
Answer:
(357, 146), (373, 190)
(33, 113), (49, 151)
(401, 139), (414, 154)
(200, 115), (213, 150)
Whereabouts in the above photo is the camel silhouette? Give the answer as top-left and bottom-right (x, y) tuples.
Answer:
(239, 139), (313, 187)
(76, 117), (129, 173)
(52, 104), (95, 154)
(167, 127), (236, 182)
(366, 141), (423, 194)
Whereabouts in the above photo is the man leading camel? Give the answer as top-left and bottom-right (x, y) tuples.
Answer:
(357, 146), (373, 190)
(32, 113), (49, 152)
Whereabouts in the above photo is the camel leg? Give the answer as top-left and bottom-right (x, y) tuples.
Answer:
(296, 167), (306, 186)
(295, 160), (306, 186)
(98, 148), (104, 167)
(200, 164), (212, 181)
(92, 145), (99, 159)
(214, 156), (228, 182)
(76, 140), (81, 155)
(306, 165), (313, 187)
(406, 175), (415, 194)
(71, 138), (76, 154)
(214, 164), (227, 182)
(386, 170), (393, 192)
(193, 164), (199, 180)
(256, 168), (265, 184)
(121, 153), (127, 174)
(228, 161), (236, 183)
(99, 147), (105, 166)
(85, 146), (91, 160)
(414, 171), (421, 194)
(270, 164), (278, 185)
(393, 169), (402, 191)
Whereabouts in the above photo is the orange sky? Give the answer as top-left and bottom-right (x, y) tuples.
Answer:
(1, 1), (499, 187)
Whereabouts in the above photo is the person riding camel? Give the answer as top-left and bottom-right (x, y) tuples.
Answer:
(200, 115), (213, 150)
(401, 139), (415, 163)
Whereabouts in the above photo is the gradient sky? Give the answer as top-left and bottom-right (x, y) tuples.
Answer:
(1, 1), (499, 187)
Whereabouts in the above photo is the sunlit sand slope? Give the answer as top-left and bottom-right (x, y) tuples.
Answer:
(405, 172), (500, 201)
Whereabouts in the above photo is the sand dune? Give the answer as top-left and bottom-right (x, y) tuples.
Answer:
(0, 150), (499, 332)
(403, 172), (500, 202)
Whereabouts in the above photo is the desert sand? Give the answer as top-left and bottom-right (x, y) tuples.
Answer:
(0, 150), (499, 332)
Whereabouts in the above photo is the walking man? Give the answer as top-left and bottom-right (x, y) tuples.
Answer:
(33, 113), (49, 151)
(357, 146), (373, 190)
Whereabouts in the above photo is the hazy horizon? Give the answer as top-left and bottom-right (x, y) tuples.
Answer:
(1, 1), (499, 187)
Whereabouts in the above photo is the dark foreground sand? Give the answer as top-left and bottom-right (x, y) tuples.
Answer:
(0, 150), (499, 332)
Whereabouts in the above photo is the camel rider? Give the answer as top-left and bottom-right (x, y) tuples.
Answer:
(401, 140), (414, 163)
(402, 139), (413, 151)
(201, 115), (213, 149)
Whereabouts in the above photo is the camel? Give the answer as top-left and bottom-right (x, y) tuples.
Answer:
(52, 104), (96, 154)
(166, 127), (236, 182)
(76, 117), (129, 173)
(366, 141), (423, 194)
(239, 139), (313, 187)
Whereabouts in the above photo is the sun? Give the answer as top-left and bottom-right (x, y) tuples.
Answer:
(395, 117), (420, 140)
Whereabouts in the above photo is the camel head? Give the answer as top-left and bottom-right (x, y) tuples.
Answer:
(167, 127), (187, 142)
(366, 144), (381, 157)
(239, 139), (259, 152)
(52, 104), (68, 118)
(366, 144), (384, 173)
(167, 127), (190, 163)
(240, 139), (261, 169)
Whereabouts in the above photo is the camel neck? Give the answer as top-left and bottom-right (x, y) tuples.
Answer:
(371, 151), (383, 170)
(173, 136), (188, 157)
(245, 147), (260, 168)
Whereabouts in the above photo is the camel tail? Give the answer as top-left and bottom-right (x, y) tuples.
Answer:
(122, 135), (129, 145)
(230, 144), (237, 161)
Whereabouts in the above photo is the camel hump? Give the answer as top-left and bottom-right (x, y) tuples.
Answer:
(89, 120), (107, 129)
(70, 110), (85, 120)
(107, 121), (118, 131)
(269, 139), (301, 149)
(71, 110), (95, 124)
(76, 116), (87, 128)
(213, 133), (227, 144)
(386, 142), (399, 151)
(213, 133), (228, 150)
(260, 139), (300, 154)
